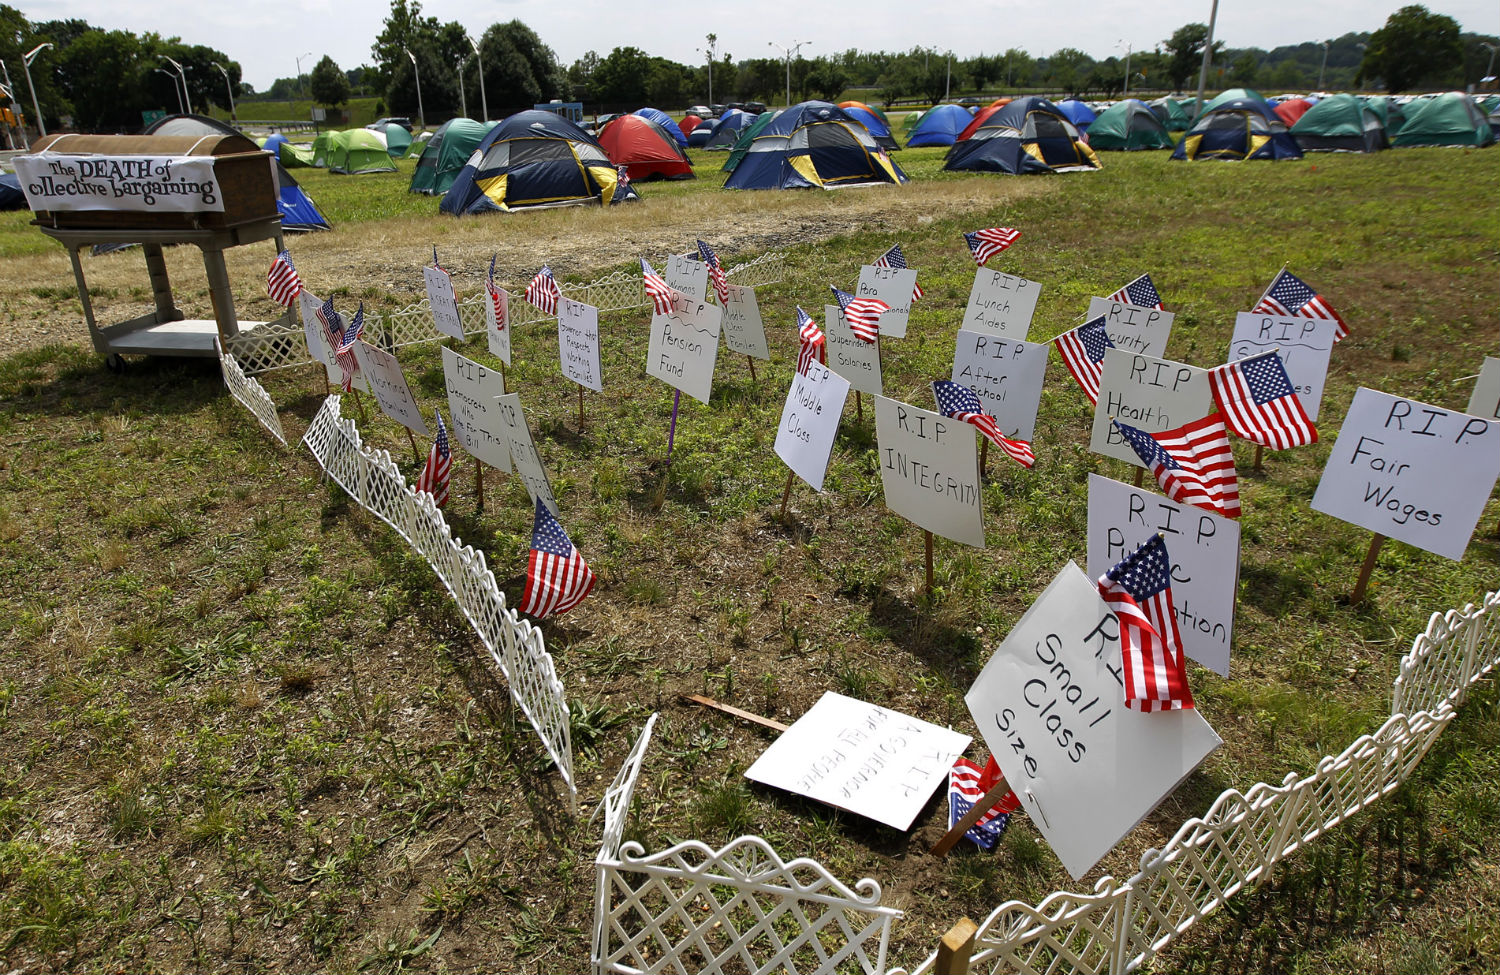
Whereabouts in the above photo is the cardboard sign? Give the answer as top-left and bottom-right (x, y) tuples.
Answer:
(721, 284), (769, 359)
(1086, 474), (1240, 676)
(441, 347), (511, 472)
(352, 341), (427, 435)
(951, 329), (1048, 441)
(744, 692), (971, 830)
(1091, 349), (1212, 467)
(1086, 297), (1175, 358)
(875, 395), (985, 547)
(1466, 357), (1500, 421)
(965, 562), (1222, 879)
(486, 284), (511, 366)
(298, 290), (328, 366)
(647, 292), (721, 404)
(964, 269), (1042, 338)
(1228, 313), (1338, 422)
(1311, 387), (1500, 561)
(823, 303), (883, 396)
(855, 263), (917, 339)
(775, 361), (851, 492)
(495, 393), (558, 516)
(14, 154), (225, 212)
(557, 297), (603, 392)
(424, 265), (465, 341)
(664, 252), (708, 304)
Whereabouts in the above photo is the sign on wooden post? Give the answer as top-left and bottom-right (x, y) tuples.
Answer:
(299, 290), (329, 366)
(424, 264), (465, 341)
(664, 251), (708, 304)
(352, 341), (428, 434)
(775, 361), (851, 492)
(951, 329), (1048, 441)
(646, 291), (721, 404)
(1090, 349), (1212, 467)
(720, 284), (769, 360)
(963, 269), (1042, 339)
(823, 303), (882, 396)
(1467, 357), (1500, 421)
(558, 297), (603, 392)
(495, 392), (558, 515)
(875, 395), (985, 547)
(1085, 297), (1175, 357)
(441, 347), (511, 472)
(1227, 312), (1338, 421)
(855, 263), (917, 339)
(486, 283), (511, 366)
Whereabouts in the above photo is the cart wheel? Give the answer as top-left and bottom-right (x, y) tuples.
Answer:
(104, 354), (126, 374)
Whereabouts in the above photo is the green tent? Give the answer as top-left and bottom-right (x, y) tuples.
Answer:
(1200, 88), (1270, 115)
(1290, 94), (1388, 152)
(1392, 92), (1494, 148)
(722, 109), (783, 173)
(375, 123), (412, 158)
(327, 129), (398, 174)
(1148, 96), (1192, 130)
(1360, 96), (1407, 138)
(1087, 99), (1174, 150)
(278, 142), (316, 167)
(410, 118), (496, 196)
(312, 131), (332, 168)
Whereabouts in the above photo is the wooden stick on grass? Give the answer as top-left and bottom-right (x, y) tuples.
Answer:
(930, 774), (1012, 857)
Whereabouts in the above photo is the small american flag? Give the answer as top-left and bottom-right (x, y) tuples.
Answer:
(796, 306), (825, 376)
(831, 286), (889, 343)
(333, 302), (365, 393)
(948, 755), (1020, 850)
(641, 257), (676, 316)
(316, 297), (359, 392)
(414, 411), (452, 508)
(487, 254), (507, 331)
(873, 243), (924, 301)
(524, 265), (560, 316)
(1113, 415), (1241, 520)
(932, 380), (1035, 468)
(521, 498), (596, 618)
(1108, 273), (1165, 310)
(1253, 268), (1348, 341)
(1208, 351), (1317, 450)
(617, 164), (632, 187)
(1053, 316), (1114, 405)
(1097, 535), (1195, 713)
(267, 249), (302, 307)
(963, 227), (1021, 266)
(697, 239), (730, 305)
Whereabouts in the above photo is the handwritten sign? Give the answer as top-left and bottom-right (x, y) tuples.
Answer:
(744, 691), (970, 830)
(721, 284), (768, 359)
(1086, 297), (1175, 358)
(299, 290), (328, 366)
(823, 303), (882, 396)
(557, 297), (603, 392)
(352, 341), (427, 435)
(855, 264), (916, 339)
(495, 393), (557, 516)
(14, 154), (226, 212)
(964, 269), (1042, 338)
(424, 265), (465, 341)
(775, 361), (851, 492)
(441, 347), (510, 472)
(875, 395), (985, 547)
(1312, 387), (1500, 560)
(486, 284), (511, 366)
(1090, 349), (1212, 467)
(647, 292), (721, 404)
(1228, 313), (1338, 422)
(1467, 357), (1500, 420)
(1086, 474), (1240, 675)
(664, 252), (708, 304)
(965, 562), (1221, 878)
(951, 329), (1048, 441)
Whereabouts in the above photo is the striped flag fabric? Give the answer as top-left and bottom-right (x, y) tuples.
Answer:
(931, 380), (1035, 468)
(831, 286), (889, 344)
(1096, 535), (1195, 713)
(697, 239), (730, 305)
(1253, 268), (1348, 341)
(1113, 415), (1242, 520)
(267, 249), (302, 307)
(316, 297), (361, 393)
(873, 243), (924, 301)
(521, 498), (596, 618)
(1053, 315), (1114, 406)
(963, 227), (1021, 266)
(795, 306), (826, 376)
(487, 254), (506, 331)
(333, 302), (365, 393)
(1208, 350), (1318, 450)
(414, 411), (453, 508)
(1108, 273), (1165, 310)
(641, 257), (677, 316)
(524, 265), (560, 316)
(948, 755), (1021, 850)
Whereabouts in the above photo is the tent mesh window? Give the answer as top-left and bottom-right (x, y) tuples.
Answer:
(509, 139), (575, 167)
(807, 122), (859, 149)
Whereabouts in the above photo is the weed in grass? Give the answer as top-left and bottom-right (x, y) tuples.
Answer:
(692, 775), (753, 836)
(276, 663), (322, 695)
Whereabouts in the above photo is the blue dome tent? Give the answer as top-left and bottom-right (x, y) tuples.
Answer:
(440, 110), (638, 214)
(906, 104), (974, 147)
(724, 101), (908, 190)
(943, 96), (1100, 174)
(634, 107), (687, 146)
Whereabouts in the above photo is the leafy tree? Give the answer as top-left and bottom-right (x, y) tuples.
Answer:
(732, 58), (779, 103)
(1358, 4), (1462, 91)
(1163, 23), (1223, 90)
(310, 55), (350, 107)
(1045, 47), (1094, 94)
(567, 50), (599, 101)
(1001, 48), (1034, 88)
(1229, 51), (1260, 86)
(645, 60), (687, 107)
(803, 58), (848, 101)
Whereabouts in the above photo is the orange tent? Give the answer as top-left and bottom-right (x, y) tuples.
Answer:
(598, 114), (694, 181)
(957, 104), (1008, 141)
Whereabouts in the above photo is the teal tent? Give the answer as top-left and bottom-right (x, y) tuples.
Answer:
(1392, 93), (1494, 148)
(1086, 100), (1173, 151)
(1291, 94), (1388, 152)
(410, 118), (496, 195)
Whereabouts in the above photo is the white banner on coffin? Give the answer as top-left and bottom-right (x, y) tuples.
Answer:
(664, 252), (708, 304)
(558, 297), (604, 392)
(1467, 357), (1500, 421)
(855, 264), (917, 339)
(875, 395), (985, 547)
(1227, 313), (1338, 422)
(14, 154), (226, 212)
(352, 341), (427, 435)
(486, 284), (511, 366)
(744, 691), (970, 830)
(1085, 297), (1175, 358)
(951, 329), (1048, 442)
(299, 290), (329, 366)
(824, 303), (882, 396)
(441, 346), (511, 472)
(1311, 387), (1500, 561)
(964, 269), (1042, 339)
(646, 292), (721, 404)
(1086, 474), (1240, 676)
(720, 284), (769, 359)
(775, 361), (851, 492)
(495, 393), (558, 516)
(1090, 349), (1212, 467)
(965, 561), (1222, 879)
(424, 265), (465, 341)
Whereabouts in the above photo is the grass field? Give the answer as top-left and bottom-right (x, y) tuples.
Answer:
(1, 144), (1499, 973)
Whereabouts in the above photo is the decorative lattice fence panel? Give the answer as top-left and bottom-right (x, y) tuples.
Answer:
(216, 342), (287, 445)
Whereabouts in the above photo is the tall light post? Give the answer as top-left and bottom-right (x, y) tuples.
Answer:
(0, 80), (16, 149)
(1317, 40), (1331, 91)
(295, 51), (312, 103)
(1193, 0), (1220, 120)
(403, 46), (424, 133)
(1, 61), (29, 147)
(23, 42), (52, 136)
(1118, 40), (1133, 97)
(1482, 42), (1498, 82)
(468, 33), (487, 121)
(456, 53), (469, 119)
(768, 39), (811, 109)
(155, 68), (185, 114)
(945, 51), (952, 101)
(212, 61), (236, 123)
(697, 33), (717, 105)
(161, 55), (192, 114)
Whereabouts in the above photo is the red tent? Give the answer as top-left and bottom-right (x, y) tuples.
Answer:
(958, 103), (1007, 141)
(1273, 98), (1314, 127)
(680, 114), (703, 135)
(598, 114), (694, 181)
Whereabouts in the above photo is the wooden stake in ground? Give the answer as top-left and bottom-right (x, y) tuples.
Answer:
(925, 530), (935, 594)
(350, 388), (371, 425)
(1253, 445), (1264, 473)
(930, 773), (1012, 857)
(746, 355), (757, 382)
(779, 469), (795, 521)
(474, 456), (484, 512)
(404, 427), (421, 466)
(577, 384), (585, 430)
(855, 390), (863, 423)
(665, 389), (682, 467)
(979, 437), (989, 477)
(934, 918), (979, 975)
(681, 693), (788, 732)
(1133, 465), (1145, 488)
(1350, 532), (1387, 605)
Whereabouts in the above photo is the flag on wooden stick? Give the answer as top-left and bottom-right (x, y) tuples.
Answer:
(831, 287), (888, 344)
(931, 380), (1035, 468)
(1097, 534), (1195, 713)
(874, 243), (923, 301)
(487, 254), (506, 331)
(1253, 268), (1348, 341)
(795, 306), (826, 376)
(947, 755), (1020, 850)
(414, 411), (452, 507)
(1113, 415), (1242, 519)
(641, 258), (677, 316)
(962, 227), (1021, 266)
(1207, 350), (1317, 450)
(267, 249), (302, 307)
(1108, 273), (1165, 310)
(524, 265), (560, 315)
(521, 499), (596, 618)
(697, 239), (730, 305)
(1053, 315), (1114, 406)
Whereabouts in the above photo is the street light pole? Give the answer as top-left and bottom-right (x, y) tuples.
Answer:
(162, 55), (192, 114)
(768, 39), (810, 109)
(1318, 40), (1331, 91)
(295, 51), (312, 104)
(155, 68), (185, 114)
(1193, 0), (1220, 120)
(468, 34), (487, 121)
(457, 54), (469, 119)
(212, 61), (236, 123)
(1, 61), (28, 148)
(697, 34), (717, 106)
(1118, 40), (1133, 97)
(403, 46), (424, 133)
(1482, 43), (1498, 82)
(23, 42), (52, 136)
(945, 51), (952, 101)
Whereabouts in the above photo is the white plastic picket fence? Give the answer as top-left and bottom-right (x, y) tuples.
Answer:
(216, 342), (287, 445)
(300, 395), (577, 812)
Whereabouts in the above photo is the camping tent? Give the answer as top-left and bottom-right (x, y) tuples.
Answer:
(1392, 92), (1494, 147)
(722, 109), (783, 173)
(1057, 100), (1098, 131)
(843, 105), (899, 150)
(1361, 96), (1407, 139)
(599, 114), (694, 180)
(440, 110), (637, 214)
(680, 114), (704, 135)
(1086, 99), (1174, 150)
(0, 172), (25, 210)
(723, 101), (908, 190)
(687, 123), (715, 147)
(410, 118), (496, 195)
(943, 96), (1101, 174)
(1171, 95), (1302, 161)
(839, 101), (890, 125)
(634, 107), (687, 146)
(311, 131), (331, 167)
(956, 104), (1005, 141)
(703, 109), (755, 149)
(263, 132), (315, 168)
(1273, 98), (1314, 127)
(327, 129), (397, 174)
(1290, 94), (1388, 152)
(1149, 96), (1192, 130)
(370, 122), (412, 158)
(1201, 88), (1272, 115)
(906, 104), (973, 147)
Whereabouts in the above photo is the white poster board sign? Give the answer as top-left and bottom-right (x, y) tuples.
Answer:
(557, 297), (603, 392)
(298, 290), (328, 366)
(352, 341), (428, 435)
(646, 292), (721, 404)
(875, 395), (985, 547)
(720, 284), (769, 359)
(855, 264), (917, 339)
(965, 562), (1221, 879)
(775, 361), (851, 493)
(1311, 387), (1500, 561)
(441, 347), (510, 472)
(14, 154), (226, 212)
(1091, 349), (1212, 467)
(951, 329), (1048, 441)
(744, 692), (971, 830)
(1086, 297), (1175, 358)
(1467, 357), (1500, 421)
(495, 393), (558, 516)
(1086, 474), (1240, 676)
(963, 269), (1042, 339)
(664, 252), (708, 304)
(424, 265), (465, 341)
(486, 284), (511, 366)
(1228, 313), (1338, 422)
(824, 303), (883, 396)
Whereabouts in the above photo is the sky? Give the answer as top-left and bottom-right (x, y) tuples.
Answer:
(19, 0), (1500, 92)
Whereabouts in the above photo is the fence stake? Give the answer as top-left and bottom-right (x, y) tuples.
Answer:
(1133, 465), (1145, 488)
(934, 917), (978, 975)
